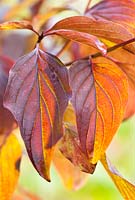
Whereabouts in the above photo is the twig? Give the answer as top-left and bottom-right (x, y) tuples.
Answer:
(65, 37), (135, 66)
(85, 0), (92, 13)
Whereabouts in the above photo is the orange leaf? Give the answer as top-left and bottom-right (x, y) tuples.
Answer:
(101, 154), (135, 200)
(4, 46), (70, 181)
(0, 21), (36, 33)
(45, 16), (134, 43)
(124, 85), (135, 120)
(86, 0), (135, 53)
(33, 7), (79, 32)
(45, 28), (107, 55)
(0, 134), (22, 200)
(108, 48), (135, 65)
(53, 142), (88, 190)
(69, 57), (128, 164)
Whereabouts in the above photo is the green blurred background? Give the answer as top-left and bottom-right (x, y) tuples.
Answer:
(16, 116), (135, 200)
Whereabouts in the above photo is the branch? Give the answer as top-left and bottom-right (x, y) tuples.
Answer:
(65, 37), (135, 66)
(85, 0), (92, 13)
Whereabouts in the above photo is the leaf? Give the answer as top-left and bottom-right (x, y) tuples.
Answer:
(101, 154), (135, 200)
(4, 47), (70, 181)
(60, 125), (96, 174)
(87, 0), (135, 32)
(123, 85), (135, 120)
(53, 141), (88, 190)
(115, 62), (135, 89)
(0, 55), (16, 146)
(63, 103), (76, 125)
(0, 32), (38, 60)
(32, 7), (79, 32)
(85, 0), (135, 53)
(45, 28), (107, 55)
(0, 133), (22, 200)
(0, 21), (36, 33)
(69, 57), (128, 164)
(108, 48), (135, 65)
(45, 16), (134, 44)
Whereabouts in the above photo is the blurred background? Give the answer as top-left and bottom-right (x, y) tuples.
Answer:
(0, 0), (135, 199)
(14, 116), (135, 200)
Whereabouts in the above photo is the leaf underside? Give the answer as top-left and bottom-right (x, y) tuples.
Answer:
(4, 47), (70, 181)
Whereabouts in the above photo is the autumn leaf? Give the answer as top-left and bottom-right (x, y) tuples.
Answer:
(101, 154), (135, 200)
(53, 141), (88, 190)
(44, 28), (107, 55)
(33, 7), (79, 32)
(63, 103), (76, 126)
(123, 85), (135, 120)
(0, 133), (22, 200)
(85, 0), (135, 53)
(104, 56), (135, 121)
(4, 46), (70, 181)
(108, 48), (135, 65)
(0, 21), (36, 33)
(45, 16), (134, 44)
(0, 55), (16, 146)
(69, 57), (128, 164)
(87, 0), (135, 32)
(60, 125), (96, 174)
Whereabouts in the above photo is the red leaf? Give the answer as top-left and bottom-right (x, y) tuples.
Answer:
(69, 57), (128, 163)
(0, 55), (16, 146)
(4, 47), (70, 181)
(86, 0), (135, 31)
(45, 29), (107, 55)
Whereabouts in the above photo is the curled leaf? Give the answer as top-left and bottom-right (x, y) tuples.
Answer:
(60, 125), (96, 174)
(69, 57), (128, 163)
(53, 142), (88, 190)
(4, 47), (70, 181)
(101, 154), (135, 200)
(0, 134), (22, 200)
(45, 29), (107, 55)
(63, 103), (76, 125)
